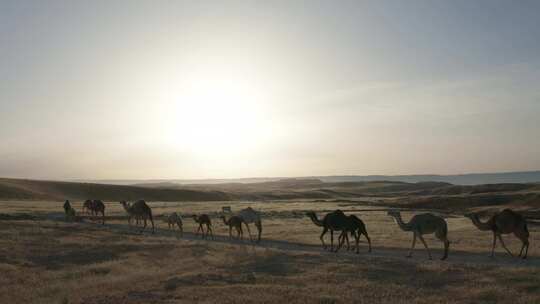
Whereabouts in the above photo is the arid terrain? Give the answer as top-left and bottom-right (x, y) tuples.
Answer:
(1, 179), (540, 303)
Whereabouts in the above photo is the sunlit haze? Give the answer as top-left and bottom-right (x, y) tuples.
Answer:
(1, 1), (540, 180)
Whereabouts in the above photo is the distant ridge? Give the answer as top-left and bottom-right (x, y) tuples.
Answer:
(0, 178), (231, 201)
(315, 171), (540, 185)
(78, 170), (540, 186)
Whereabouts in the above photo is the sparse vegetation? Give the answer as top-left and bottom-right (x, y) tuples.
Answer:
(0, 179), (539, 303)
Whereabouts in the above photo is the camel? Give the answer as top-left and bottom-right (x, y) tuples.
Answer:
(192, 214), (213, 239)
(465, 209), (529, 259)
(306, 210), (351, 251)
(63, 200), (76, 222)
(164, 212), (183, 236)
(387, 210), (449, 260)
(82, 199), (105, 224)
(83, 200), (93, 215)
(236, 207), (262, 243)
(221, 215), (244, 240)
(92, 200), (106, 225)
(336, 214), (372, 254)
(120, 200), (154, 234)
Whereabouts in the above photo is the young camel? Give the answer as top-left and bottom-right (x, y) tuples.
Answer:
(387, 210), (449, 260)
(164, 212), (183, 237)
(120, 200), (154, 234)
(337, 214), (372, 254)
(465, 209), (529, 259)
(192, 214), (214, 239)
(306, 210), (351, 251)
(220, 215), (244, 240)
(237, 207), (262, 243)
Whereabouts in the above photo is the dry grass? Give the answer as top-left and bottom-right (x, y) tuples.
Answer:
(0, 200), (539, 303)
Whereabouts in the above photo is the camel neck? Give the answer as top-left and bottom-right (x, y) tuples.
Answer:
(391, 214), (413, 231)
(469, 215), (492, 231)
(308, 213), (323, 227)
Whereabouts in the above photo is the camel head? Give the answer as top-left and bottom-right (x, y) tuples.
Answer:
(387, 210), (400, 217)
(120, 201), (131, 210)
(305, 211), (316, 218)
(464, 212), (481, 221)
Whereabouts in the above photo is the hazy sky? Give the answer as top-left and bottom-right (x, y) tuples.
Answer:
(1, 1), (540, 180)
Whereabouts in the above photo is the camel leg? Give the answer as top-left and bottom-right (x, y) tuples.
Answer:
(362, 231), (372, 253)
(244, 223), (254, 242)
(141, 218), (147, 234)
(320, 227), (328, 249)
(515, 231), (529, 259)
(336, 232), (346, 253)
(497, 235), (513, 257)
(417, 234), (432, 260)
(196, 224), (202, 237)
(440, 238), (449, 260)
(330, 230), (334, 252)
(255, 220), (262, 243)
(518, 243), (525, 258)
(407, 233), (417, 258)
(354, 231), (360, 254)
(239, 226), (243, 240)
(229, 226), (233, 239)
(490, 233), (497, 257)
(208, 224), (214, 240)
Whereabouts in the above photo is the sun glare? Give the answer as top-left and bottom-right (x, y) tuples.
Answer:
(172, 69), (272, 159)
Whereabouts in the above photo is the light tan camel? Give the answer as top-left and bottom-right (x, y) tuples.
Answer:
(237, 207), (262, 242)
(192, 214), (213, 239)
(306, 210), (351, 251)
(220, 215), (244, 240)
(120, 200), (154, 234)
(164, 212), (183, 237)
(465, 209), (529, 259)
(387, 210), (449, 260)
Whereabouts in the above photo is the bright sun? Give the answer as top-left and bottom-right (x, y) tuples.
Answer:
(172, 69), (272, 158)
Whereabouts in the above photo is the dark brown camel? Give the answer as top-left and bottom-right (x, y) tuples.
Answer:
(465, 209), (529, 259)
(306, 210), (350, 251)
(120, 200), (154, 234)
(192, 214), (214, 239)
(92, 200), (106, 224)
(221, 215), (245, 240)
(63, 200), (76, 221)
(336, 214), (372, 254)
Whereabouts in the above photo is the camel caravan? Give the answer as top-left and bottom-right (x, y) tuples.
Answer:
(61, 200), (531, 260)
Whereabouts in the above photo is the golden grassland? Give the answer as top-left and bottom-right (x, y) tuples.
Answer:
(1, 200), (539, 304)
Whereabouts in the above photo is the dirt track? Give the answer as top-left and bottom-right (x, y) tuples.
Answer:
(45, 212), (540, 269)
